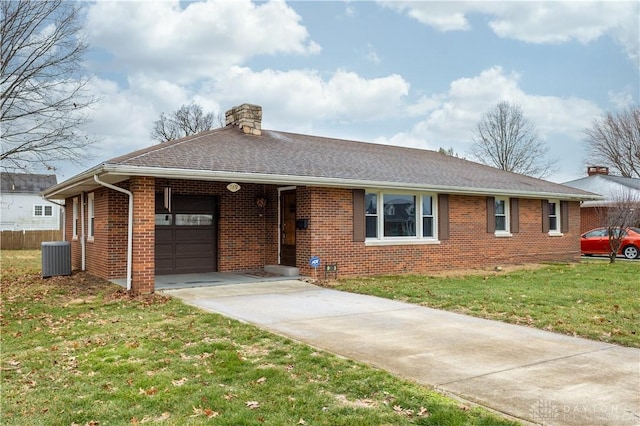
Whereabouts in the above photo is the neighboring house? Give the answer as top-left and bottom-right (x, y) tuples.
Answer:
(563, 167), (640, 233)
(1, 172), (60, 231)
(43, 104), (597, 293)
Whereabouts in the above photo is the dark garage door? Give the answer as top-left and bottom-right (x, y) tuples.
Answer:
(155, 194), (218, 275)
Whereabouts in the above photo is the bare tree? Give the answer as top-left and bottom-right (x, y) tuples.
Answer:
(596, 188), (640, 263)
(1, 0), (97, 172)
(584, 107), (640, 178)
(151, 103), (222, 142)
(470, 101), (555, 178)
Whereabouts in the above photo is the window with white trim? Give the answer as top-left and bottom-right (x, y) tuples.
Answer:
(72, 197), (79, 239)
(548, 199), (560, 233)
(495, 197), (510, 234)
(365, 193), (378, 238)
(88, 192), (95, 239)
(365, 190), (437, 241)
(33, 205), (53, 217)
(422, 195), (435, 237)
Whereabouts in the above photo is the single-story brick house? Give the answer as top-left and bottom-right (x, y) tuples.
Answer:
(563, 166), (640, 233)
(43, 104), (597, 293)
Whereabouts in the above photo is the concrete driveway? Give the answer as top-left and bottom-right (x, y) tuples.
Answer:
(165, 280), (640, 426)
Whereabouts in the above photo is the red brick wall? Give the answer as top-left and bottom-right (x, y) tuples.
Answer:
(64, 196), (81, 271)
(85, 188), (108, 279)
(65, 187), (130, 278)
(155, 179), (280, 272)
(297, 188), (582, 277)
(580, 207), (602, 234)
(130, 177), (155, 293)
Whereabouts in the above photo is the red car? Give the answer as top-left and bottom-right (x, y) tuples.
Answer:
(581, 227), (640, 259)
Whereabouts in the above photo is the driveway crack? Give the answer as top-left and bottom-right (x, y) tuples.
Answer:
(435, 344), (619, 387)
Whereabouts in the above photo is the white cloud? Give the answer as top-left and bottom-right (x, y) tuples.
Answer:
(380, 1), (639, 68)
(608, 89), (636, 110)
(78, 75), (221, 170)
(85, 0), (320, 83)
(72, 66), (410, 171)
(377, 66), (602, 156)
(209, 67), (410, 131)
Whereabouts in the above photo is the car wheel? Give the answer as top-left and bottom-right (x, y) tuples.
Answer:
(622, 245), (639, 259)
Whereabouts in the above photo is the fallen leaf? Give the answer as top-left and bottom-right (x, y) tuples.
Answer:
(171, 378), (187, 387)
(203, 408), (220, 419)
(191, 406), (220, 418)
(140, 412), (170, 423)
(418, 406), (430, 417)
(246, 401), (260, 409)
(139, 386), (158, 396)
(255, 376), (267, 385)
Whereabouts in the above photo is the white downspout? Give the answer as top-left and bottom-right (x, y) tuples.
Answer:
(94, 175), (133, 291)
(80, 192), (86, 271)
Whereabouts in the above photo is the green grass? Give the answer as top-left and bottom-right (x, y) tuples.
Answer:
(1, 250), (516, 426)
(334, 262), (639, 348)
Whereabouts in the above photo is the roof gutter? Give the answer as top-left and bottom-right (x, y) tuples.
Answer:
(93, 175), (132, 291)
(43, 163), (603, 202)
(100, 164), (602, 201)
(41, 164), (106, 199)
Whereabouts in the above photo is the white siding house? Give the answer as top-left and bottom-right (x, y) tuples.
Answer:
(1, 173), (61, 231)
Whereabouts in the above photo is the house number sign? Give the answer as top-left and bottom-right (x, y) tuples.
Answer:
(309, 256), (321, 269)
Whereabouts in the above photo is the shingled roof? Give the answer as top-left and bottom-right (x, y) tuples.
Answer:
(43, 106), (598, 201)
(564, 173), (640, 206)
(1, 172), (57, 193)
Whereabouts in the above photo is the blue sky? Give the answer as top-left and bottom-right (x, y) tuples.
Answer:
(65, 0), (639, 183)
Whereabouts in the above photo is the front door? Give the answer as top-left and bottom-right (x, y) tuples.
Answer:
(280, 190), (296, 266)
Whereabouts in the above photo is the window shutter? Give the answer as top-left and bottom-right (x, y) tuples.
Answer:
(352, 189), (365, 242)
(560, 200), (569, 233)
(510, 198), (519, 233)
(438, 194), (449, 240)
(541, 200), (550, 233)
(486, 197), (495, 233)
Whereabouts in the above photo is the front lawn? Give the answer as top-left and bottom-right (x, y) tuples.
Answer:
(1, 250), (515, 426)
(334, 262), (639, 348)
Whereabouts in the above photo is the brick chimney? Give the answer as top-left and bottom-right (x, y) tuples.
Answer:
(225, 104), (262, 135)
(587, 166), (609, 176)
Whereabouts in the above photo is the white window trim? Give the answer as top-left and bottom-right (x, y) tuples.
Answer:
(495, 196), (512, 237)
(72, 197), (79, 240)
(548, 199), (563, 236)
(87, 192), (95, 241)
(364, 190), (439, 245)
(33, 204), (53, 217)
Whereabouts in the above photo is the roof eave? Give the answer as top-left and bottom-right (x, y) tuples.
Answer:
(41, 164), (107, 199)
(58, 164), (598, 201)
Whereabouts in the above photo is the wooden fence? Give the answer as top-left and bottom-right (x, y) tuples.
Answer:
(1, 230), (63, 250)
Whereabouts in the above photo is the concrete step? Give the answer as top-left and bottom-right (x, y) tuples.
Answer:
(264, 265), (300, 277)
